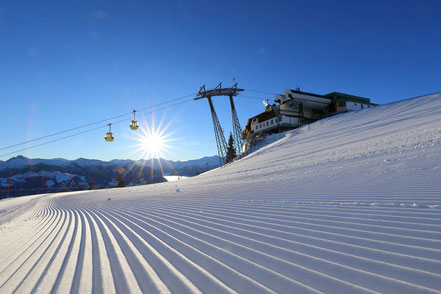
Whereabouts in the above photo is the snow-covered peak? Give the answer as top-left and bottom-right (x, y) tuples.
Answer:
(107, 159), (133, 166)
(0, 156), (71, 170)
(3, 155), (31, 169)
(73, 158), (106, 167)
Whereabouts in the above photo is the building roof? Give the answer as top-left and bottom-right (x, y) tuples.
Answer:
(250, 110), (277, 123)
(244, 110), (277, 133)
(287, 89), (331, 100)
(324, 92), (378, 105)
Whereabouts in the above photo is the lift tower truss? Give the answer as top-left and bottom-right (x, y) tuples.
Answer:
(228, 89), (244, 158)
(195, 83), (244, 166)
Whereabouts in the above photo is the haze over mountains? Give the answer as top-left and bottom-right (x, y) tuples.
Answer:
(0, 155), (220, 197)
(0, 155), (220, 172)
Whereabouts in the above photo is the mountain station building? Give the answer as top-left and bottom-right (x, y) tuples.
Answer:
(242, 88), (378, 141)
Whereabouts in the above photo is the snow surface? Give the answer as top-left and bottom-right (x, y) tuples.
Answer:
(1, 93), (441, 293)
(164, 176), (189, 182)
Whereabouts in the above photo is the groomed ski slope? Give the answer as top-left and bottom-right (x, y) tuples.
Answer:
(1, 93), (441, 294)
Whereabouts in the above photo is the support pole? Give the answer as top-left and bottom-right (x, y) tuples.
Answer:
(7, 171), (11, 198)
(68, 176), (71, 192)
(207, 96), (228, 166)
(41, 176), (44, 194)
(229, 94), (244, 157)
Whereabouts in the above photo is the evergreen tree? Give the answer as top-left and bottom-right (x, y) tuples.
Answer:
(226, 133), (237, 164)
(117, 176), (126, 187)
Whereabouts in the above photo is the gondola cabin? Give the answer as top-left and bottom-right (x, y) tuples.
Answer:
(105, 132), (114, 142)
(130, 110), (139, 130)
(130, 120), (139, 130)
(105, 123), (114, 142)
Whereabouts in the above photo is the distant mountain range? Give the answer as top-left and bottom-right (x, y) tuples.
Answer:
(0, 155), (220, 198)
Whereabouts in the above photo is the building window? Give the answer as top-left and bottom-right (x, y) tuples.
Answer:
(266, 121), (269, 126)
(338, 101), (346, 107)
(361, 105), (364, 109)
(271, 119), (274, 124)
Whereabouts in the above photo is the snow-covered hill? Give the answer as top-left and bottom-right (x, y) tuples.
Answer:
(0, 170), (88, 190)
(0, 93), (441, 293)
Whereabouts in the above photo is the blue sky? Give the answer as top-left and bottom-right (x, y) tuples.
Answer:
(1, 0), (440, 161)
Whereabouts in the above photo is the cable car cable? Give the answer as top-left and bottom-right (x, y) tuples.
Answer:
(240, 94), (270, 100)
(0, 125), (105, 159)
(0, 97), (195, 158)
(0, 93), (196, 151)
(243, 89), (279, 95)
(0, 87), (276, 157)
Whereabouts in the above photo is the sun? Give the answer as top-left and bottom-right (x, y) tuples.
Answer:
(131, 115), (175, 160)
(126, 113), (182, 178)
(135, 127), (169, 159)
(141, 132), (164, 156)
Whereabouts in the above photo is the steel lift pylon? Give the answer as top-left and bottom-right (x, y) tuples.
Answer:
(195, 83), (244, 166)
